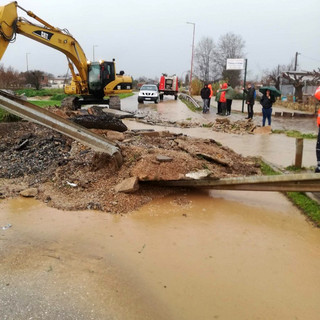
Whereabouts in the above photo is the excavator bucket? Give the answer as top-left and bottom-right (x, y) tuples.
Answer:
(0, 1), (18, 60)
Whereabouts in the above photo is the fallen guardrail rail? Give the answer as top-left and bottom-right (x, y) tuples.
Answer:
(0, 90), (122, 163)
(143, 173), (320, 192)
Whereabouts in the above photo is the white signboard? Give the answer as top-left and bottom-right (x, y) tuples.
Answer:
(226, 59), (245, 70)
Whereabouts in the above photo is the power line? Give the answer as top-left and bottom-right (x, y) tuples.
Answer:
(300, 54), (320, 63)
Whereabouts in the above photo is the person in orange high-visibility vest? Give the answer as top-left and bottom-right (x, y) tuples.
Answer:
(314, 86), (320, 172)
(316, 108), (320, 172)
(208, 83), (213, 109)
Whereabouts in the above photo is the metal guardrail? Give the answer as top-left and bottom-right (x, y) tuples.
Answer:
(179, 93), (202, 109)
(144, 173), (320, 192)
(0, 90), (122, 163)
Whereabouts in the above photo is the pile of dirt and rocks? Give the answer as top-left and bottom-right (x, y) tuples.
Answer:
(0, 120), (261, 213)
(211, 118), (257, 134)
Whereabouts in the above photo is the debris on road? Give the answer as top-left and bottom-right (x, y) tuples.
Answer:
(0, 121), (261, 213)
(1, 223), (12, 230)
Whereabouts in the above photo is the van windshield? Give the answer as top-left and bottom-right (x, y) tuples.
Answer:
(141, 85), (157, 91)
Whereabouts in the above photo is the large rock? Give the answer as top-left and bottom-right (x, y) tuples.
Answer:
(20, 188), (38, 197)
(114, 177), (139, 193)
(253, 126), (272, 134)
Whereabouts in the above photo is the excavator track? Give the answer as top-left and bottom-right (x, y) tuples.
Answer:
(0, 90), (123, 165)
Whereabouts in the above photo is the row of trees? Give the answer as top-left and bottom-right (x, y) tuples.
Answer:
(0, 64), (50, 90)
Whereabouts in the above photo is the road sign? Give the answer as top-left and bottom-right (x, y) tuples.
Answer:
(226, 58), (245, 70)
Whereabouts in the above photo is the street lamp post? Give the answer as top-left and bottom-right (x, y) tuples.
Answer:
(186, 22), (195, 95)
(93, 45), (98, 61)
(26, 52), (30, 71)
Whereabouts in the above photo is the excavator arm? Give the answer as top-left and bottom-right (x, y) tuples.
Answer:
(0, 1), (89, 95)
(0, 1), (132, 107)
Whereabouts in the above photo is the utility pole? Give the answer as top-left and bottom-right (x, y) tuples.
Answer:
(241, 59), (248, 113)
(294, 52), (300, 71)
(93, 45), (98, 61)
(26, 52), (30, 72)
(186, 22), (195, 95)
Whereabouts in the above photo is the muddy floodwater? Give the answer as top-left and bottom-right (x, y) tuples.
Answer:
(1, 190), (320, 319)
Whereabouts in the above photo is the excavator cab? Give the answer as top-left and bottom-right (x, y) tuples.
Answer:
(87, 61), (115, 98)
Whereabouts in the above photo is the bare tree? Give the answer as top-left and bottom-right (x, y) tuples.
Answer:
(262, 60), (294, 89)
(0, 64), (20, 88)
(194, 37), (217, 82)
(281, 69), (320, 102)
(216, 32), (245, 87)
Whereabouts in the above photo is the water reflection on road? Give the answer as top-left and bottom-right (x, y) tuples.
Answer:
(1, 191), (320, 319)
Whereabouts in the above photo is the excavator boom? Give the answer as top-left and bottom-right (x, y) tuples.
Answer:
(0, 2), (132, 103)
(0, 1), (17, 59)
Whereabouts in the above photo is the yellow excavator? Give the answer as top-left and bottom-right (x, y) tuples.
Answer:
(0, 1), (132, 109)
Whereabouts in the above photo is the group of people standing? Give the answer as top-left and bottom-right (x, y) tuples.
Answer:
(200, 82), (320, 173)
(200, 82), (235, 116)
(215, 83), (234, 116)
(244, 83), (275, 126)
(201, 82), (276, 127)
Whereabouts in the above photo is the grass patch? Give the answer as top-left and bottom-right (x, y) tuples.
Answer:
(50, 93), (69, 101)
(285, 165), (306, 172)
(260, 161), (281, 176)
(0, 108), (21, 122)
(272, 129), (317, 139)
(30, 100), (61, 107)
(118, 93), (134, 99)
(15, 88), (64, 97)
(287, 192), (320, 227)
(260, 159), (320, 226)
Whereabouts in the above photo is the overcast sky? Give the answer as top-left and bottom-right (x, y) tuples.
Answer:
(1, 0), (320, 81)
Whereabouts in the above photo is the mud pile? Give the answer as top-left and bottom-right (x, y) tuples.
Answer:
(211, 118), (257, 134)
(0, 121), (261, 213)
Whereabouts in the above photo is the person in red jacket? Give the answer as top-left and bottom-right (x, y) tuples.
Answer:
(219, 83), (228, 116)
(208, 83), (213, 110)
(314, 86), (320, 173)
(315, 108), (320, 172)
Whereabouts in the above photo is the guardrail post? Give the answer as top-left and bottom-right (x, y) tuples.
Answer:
(295, 138), (304, 168)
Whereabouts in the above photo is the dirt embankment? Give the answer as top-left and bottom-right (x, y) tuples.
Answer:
(0, 121), (261, 213)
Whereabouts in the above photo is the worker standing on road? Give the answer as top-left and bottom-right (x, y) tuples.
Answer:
(220, 83), (234, 116)
(314, 86), (320, 173)
(219, 83), (228, 116)
(243, 83), (256, 120)
(260, 89), (275, 126)
(208, 83), (213, 110)
(200, 83), (211, 114)
(316, 109), (320, 173)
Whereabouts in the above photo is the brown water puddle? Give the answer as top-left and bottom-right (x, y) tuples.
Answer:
(1, 191), (320, 319)
(124, 120), (316, 168)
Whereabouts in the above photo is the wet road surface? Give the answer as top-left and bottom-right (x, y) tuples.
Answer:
(1, 95), (320, 319)
(1, 191), (320, 319)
